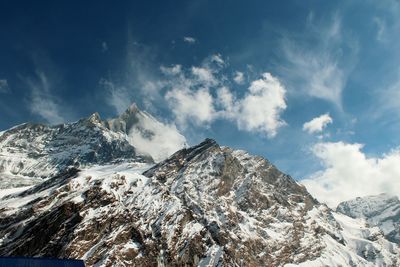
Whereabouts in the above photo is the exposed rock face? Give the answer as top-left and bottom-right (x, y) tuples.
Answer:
(0, 104), (186, 183)
(0, 139), (399, 266)
(337, 193), (400, 244)
(0, 114), (150, 179)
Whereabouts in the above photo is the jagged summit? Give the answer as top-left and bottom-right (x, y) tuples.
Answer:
(105, 103), (141, 134)
(0, 113), (148, 179)
(0, 103), (186, 180)
(127, 102), (139, 113)
(87, 112), (101, 124)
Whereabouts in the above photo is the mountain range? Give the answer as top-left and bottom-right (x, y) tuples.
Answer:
(0, 104), (399, 266)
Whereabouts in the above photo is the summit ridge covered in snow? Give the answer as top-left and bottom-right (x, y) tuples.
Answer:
(0, 104), (186, 186)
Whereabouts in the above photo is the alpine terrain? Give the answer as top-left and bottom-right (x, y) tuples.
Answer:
(0, 105), (399, 266)
(337, 194), (400, 245)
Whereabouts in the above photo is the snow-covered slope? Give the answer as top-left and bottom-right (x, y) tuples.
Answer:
(0, 104), (186, 184)
(337, 194), (400, 244)
(0, 113), (149, 180)
(0, 139), (398, 266)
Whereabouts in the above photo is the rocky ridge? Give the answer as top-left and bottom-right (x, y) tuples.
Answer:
(0, 139), (398, 266)
(0, 104), (186, 185)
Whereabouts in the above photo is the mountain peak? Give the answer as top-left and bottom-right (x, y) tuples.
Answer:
(125, 102), (139, 115)
(87, 112), (101, 124)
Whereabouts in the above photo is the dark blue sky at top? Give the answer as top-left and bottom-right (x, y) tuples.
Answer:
(1, 0), (400, 179)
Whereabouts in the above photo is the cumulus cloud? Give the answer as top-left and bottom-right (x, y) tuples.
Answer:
(162, 59), (287, 137)
(234, 73), (287, 137)
(281, 13), (357, 109)
(303, 113), (333, 134)
(165, 86), (216, 127)
(302, 142), (400, 207)
(119, 53), (287, 138)
(26, 71), (65, 124)
(0, 79), (9, 93)
(216, 86), (235, 113)
(233, 71), (244, 84)
(183, 36), (196, 44)
(191, 66), (218, 86)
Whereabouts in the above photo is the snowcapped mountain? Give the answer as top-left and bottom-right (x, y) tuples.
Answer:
(0, 104), (186, 186)
(337, 194), (400, 244)
(0, 136), (399, 266)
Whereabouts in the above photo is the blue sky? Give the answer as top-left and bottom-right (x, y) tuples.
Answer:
(1, 1), (400, 205)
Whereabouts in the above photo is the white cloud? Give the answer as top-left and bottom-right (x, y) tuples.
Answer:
(191, 66), (218, 86)
(27, 71), (64, 124)
(0, 79), (9, 93)
(165, 86), (216, 128)
(235, 73), (287, 137)
(183, 36), (196, 44)
(281, 14), (357, 109)
(127, 112), (187, 162)
(380, 75), (400, 110)
(303, 113), (333, 134)
(160, 64), (182, 75)
(373, 17), (387, 42)
(233, 71), (244, 84)
(216, 86), (235, 113)
(210, 54), (225, 66)
(369, 1), (400, 43)
(161, 56), (287, 137)
(100, 79), (132, 115)
(302, 142), (400, 208)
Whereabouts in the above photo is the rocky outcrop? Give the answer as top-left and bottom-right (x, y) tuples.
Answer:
(0, 115), (151, 179)
(0, 103), (187, 183)
(1, 140), (399, 266)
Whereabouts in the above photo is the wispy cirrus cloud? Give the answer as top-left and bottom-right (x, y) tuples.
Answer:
(369, 0), (400, 41)
(369, 3), (400, 121)
(373, 17), (387, 43)
(373, 72), (400, 126)
(100, 78), (132, 115)
(25, 71), (65, 124)
(0, 79), (9, 93)
(280, 13), (358, 110)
